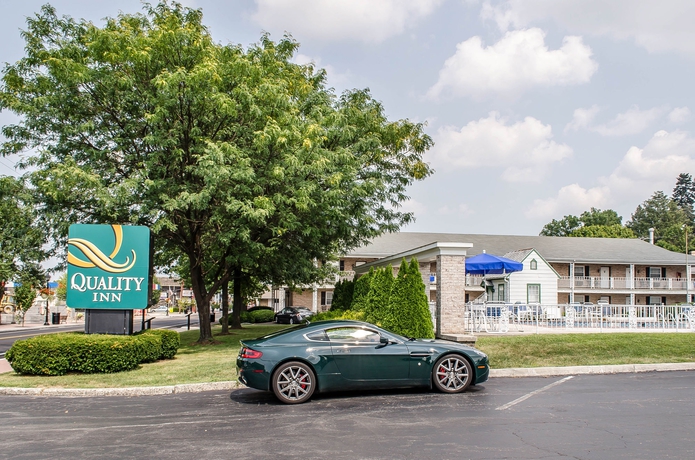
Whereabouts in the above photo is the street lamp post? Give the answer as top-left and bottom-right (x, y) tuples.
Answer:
(682, 224), (691, 304)
(43, 276), (50, 326)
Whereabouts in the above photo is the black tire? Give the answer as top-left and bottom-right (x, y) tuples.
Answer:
(272, 361), (315, 404)
(432, 354), (473, 394)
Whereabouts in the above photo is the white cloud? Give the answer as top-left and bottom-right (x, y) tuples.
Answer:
(484, 0), (695, 55)
(669, 107), (691, 124)
(564, 105), (600, 133)
(566, 105), (665, 136)
(401, 198), (428, 216)
(526, 184), (610, 219)
(526, 129), (695, 219)
(431, 112), (572, 182)
(252, 0), (442, 43)
(427, 28), (597, 98)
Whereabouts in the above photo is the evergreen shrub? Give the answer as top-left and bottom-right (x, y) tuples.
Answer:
(5, 332), (167, 375)
(364, 266), (394, 325)
(140, 329), (180, 359)
(350, 269), (374, 311)
(380, 258), (435, 338)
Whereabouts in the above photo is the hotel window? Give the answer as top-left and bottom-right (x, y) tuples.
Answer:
(497, 284), (505, 302)
(527, 284), (541, 303)
(648, 267), (666, 278)
(530, 259), (538, 270)
(339, 260), (345, 271)
(574, 265), (588, 277)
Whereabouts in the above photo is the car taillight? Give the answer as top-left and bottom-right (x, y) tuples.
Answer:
(240, 348), (263, 359)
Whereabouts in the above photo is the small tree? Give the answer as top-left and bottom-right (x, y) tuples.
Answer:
(14, 282), (37, 326)
(364, 266), (394, 326)
(351, 269), (374, 311)
(331, 279), (355, 311)
(381, 258), (434, 338)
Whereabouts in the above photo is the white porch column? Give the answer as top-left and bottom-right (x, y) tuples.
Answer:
(312, 286), (318, 313)
(569, 262), (575, 304)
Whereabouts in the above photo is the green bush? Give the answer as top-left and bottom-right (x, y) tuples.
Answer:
(140, 329), (180, 359)
(380, 258), (434, 339)
(312, 309), (365, 322)
(364, 265), (394, 326)
(350, 268), (374, 311)
(5, 332), (164, 375)
(220, 309), (276, 325)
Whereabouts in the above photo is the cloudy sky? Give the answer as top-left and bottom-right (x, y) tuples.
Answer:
(2, 0), (695, 235)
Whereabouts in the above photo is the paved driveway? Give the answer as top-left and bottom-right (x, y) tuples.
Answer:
(1, 371), (694, 459)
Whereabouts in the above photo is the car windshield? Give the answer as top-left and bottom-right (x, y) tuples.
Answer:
(255, 323), (309, 340)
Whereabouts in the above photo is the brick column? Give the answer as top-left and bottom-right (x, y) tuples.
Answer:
(436, 254), (466, 336)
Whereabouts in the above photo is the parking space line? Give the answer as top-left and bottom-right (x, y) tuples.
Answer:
(496, 376), (574, 411)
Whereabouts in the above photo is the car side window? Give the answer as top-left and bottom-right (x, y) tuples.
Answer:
(305, 330), (329, 342)
(326, 327), (380, 343)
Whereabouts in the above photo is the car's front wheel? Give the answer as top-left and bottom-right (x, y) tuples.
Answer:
(432, 355), (473, 394)
(272, 361), (315, 404)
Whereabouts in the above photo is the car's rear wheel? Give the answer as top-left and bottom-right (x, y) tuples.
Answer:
(432, 354), (473, 394)
(272, 361), (315, 404)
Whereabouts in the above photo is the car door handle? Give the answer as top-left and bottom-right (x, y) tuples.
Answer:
(409, 351), (433, 357)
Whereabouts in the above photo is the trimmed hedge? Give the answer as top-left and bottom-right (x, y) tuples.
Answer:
(220, 309), (276, 325)
(5, 330), (181, 376)
(140, 329), (180, 359)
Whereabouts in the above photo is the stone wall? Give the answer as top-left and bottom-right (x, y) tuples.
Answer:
(436, 254), (467, 336)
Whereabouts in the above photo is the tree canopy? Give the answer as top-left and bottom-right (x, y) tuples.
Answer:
(0, 176), (46, 304)
(0, 2), (433, 341)
(627, 191), (691, 252)
(540, 208), (626, 238)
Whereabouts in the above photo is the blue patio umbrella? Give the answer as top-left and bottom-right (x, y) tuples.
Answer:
(464, 253), (523, 275)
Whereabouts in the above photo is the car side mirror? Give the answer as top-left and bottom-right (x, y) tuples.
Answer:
(376, 336), (390, 349)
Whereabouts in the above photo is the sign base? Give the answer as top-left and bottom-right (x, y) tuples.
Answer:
(85, 309), (134, 335)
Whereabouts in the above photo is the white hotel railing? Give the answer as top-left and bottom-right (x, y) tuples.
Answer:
(464, 302), (695, 334)
(557, 276), (691, 290)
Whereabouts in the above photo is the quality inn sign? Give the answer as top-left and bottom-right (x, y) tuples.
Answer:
(66, 224), (152, 309)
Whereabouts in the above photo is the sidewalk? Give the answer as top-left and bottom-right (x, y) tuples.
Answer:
(0, 321), (82, 333)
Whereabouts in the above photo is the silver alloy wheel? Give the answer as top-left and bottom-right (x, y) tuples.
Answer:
(274, 363), (314, 403)
(433, 355), (471, 393)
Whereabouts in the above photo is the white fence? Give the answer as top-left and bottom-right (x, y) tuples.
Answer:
(464, 302), (695, 334)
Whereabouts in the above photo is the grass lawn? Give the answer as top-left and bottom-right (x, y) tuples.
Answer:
(0, 324), (288, 389)
(477, 333), (695, 368)
(1, 328), (694, 388)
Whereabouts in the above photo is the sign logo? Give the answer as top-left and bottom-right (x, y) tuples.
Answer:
(68, 225), (137, 273)
(66, 224), (151, 310)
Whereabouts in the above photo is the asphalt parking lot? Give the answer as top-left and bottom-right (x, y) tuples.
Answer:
(1, 371), (694, 459)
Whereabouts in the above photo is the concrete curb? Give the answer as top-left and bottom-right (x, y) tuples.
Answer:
(489, 362), (695, 378)
(0, 380), (242, 397)
(1, 363), (694, 397)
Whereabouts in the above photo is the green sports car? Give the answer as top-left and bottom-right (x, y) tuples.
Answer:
(236, 319), (489, 404)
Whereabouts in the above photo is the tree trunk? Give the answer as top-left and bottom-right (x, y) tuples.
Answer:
(220, 281), (230, 335)
(230, 267), (243, 329)
(190, 264), (213, 342)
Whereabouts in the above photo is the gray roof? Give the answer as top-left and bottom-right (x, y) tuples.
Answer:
(347, 232), (689, 265)
(503, 249), (533, 262)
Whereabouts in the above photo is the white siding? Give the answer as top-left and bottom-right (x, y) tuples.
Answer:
(507, 250), (559, 304)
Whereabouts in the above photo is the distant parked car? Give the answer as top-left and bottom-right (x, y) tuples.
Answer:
(274, 307), (307, 324)
(295, 307), (315, 320)
(149, 305), (168, 313)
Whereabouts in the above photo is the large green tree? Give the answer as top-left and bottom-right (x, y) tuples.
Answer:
(540, 208), (625, 237)
(0, 3), (432, 342)
(380, 259), (434, 339)
(627, 191), (689, 250)
(673, 173), (695, 223)
(0, 176), (46, 305)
